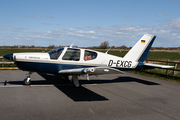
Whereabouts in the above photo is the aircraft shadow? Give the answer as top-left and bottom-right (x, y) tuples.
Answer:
(3, 73), (160, 102)
(80, 76), (161, 85)
(53, 77), (160, 102)
(56, 86), (109, 102)
(37, 73), (109, 102)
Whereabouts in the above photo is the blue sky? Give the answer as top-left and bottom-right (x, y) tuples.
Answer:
(0, 0), (180, 47)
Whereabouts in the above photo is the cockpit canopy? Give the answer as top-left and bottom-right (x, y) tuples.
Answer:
(48, 48), (64, 59)
(62, 48), (80, 61)
(48, 47), (98, 61)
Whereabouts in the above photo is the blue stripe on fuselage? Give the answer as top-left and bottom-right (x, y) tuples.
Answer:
(15, 61), (144, 74)
(15, 61), (96, 74)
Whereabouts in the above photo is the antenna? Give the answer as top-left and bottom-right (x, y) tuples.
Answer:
(105, 46), (112, 54)
(70, 40), (76, 48)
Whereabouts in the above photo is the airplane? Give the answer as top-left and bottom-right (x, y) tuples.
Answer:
(4, 34), (174, 87)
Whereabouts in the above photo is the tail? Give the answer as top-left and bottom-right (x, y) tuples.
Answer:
(123, 34), (156, 62)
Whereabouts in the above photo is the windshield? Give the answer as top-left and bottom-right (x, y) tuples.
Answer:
(48, 48), (64, 59)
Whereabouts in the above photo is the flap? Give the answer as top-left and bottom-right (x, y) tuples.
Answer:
(58, 67), (125, 75)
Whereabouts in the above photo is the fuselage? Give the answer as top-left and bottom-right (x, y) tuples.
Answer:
(4, 47), (141, 74)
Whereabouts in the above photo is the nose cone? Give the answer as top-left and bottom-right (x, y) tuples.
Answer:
(3, 53), (13, 61)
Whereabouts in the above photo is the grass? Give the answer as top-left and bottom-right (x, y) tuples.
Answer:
(97, 50), (128, 57)
(148, 52), (180, 61)
(0, 48), (47, 56)
(1, 48), (180, 82)
(83, 49), (180, 82)
(1, 48), (180, 62)
(0, 64), (16, 67)
(128, 70), (180, 82)
(97, 50), (180, 62)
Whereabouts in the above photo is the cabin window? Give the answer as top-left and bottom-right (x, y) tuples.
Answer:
(62, 48), (80, 61)
(84, 50), (97, 61)
(48, 48), (64, 59)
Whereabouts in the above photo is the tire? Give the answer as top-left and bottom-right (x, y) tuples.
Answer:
(72, 78), (81, 88)
(23, 77), (31, 85)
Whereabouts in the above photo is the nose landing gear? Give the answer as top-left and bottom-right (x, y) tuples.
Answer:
(23, 71), (33, 85)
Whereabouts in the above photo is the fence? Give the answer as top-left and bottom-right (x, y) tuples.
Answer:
(145, 59), (180, 76)
(1, 56), (180, 76)
(0, 56), (14, 68)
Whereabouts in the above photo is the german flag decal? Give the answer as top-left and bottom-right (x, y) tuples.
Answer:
(141, 40), (145, 44)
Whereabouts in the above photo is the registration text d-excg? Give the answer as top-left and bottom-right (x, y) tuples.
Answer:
(108, 60), (132, 68)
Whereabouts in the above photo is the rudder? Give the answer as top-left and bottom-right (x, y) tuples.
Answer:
(123, 34), (156, 62)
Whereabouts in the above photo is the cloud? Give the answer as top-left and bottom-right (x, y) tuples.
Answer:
(0, 26), (19, 30)
(168, 18), (180, 32)
(23, 16), (54, 19)
(158, 14), (164, 16)
(23, 16), (44, 18)
(125, 15), (131, 18)
(1, 18), (180, 47)
(42, 23), (51, 25)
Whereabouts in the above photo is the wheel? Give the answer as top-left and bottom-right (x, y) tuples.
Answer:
(72, 75), (81, 88)
(72, 81), (81, 88)
(23, 77), (31, 85)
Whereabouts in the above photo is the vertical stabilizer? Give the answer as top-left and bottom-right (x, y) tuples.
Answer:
(123, 34), (156, 62)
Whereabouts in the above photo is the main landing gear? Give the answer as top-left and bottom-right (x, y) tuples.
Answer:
(72, 75), (80, 88)
(22, 72), (81, 87)
(61, 75), (81, 87)
(23, 71), (33, 85)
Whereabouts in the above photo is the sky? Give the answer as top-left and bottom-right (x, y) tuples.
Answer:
(0, 0), (180, 47)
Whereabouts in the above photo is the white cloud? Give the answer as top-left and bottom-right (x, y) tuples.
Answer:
(77, 30), (95, 34)
(1, 18), (180, 47)
(0, 26), (19, 30)
(76, 34), (84, 37)
(158, 14), (164, 16)
(43, 23), (51, 25)
(23, 16), (54, 19)
(23, 16), (44, 18)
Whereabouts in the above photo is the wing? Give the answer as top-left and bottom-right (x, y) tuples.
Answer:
(143, 63), (174, 69)
(58, 67), (125, 75)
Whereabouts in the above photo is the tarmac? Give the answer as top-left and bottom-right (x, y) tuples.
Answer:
(0, 70), (180, 120)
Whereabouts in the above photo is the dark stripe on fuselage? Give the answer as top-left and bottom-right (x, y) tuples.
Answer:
(15, 61), (97, 74)
(15, 60), (144, 74)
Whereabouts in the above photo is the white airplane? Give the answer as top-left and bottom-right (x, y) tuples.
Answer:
(4, 34), (174, 87)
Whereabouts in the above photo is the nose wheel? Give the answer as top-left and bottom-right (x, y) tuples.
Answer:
(23, 77), (31, 85)
(23, 71), (33, 85)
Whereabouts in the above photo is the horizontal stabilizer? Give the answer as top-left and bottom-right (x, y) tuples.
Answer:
(58, 67), (125, 75)
(143, 63), (174, 69)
